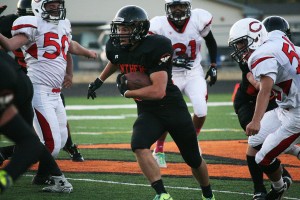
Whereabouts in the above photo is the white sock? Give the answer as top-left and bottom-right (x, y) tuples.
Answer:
(272, 177), (284, 191)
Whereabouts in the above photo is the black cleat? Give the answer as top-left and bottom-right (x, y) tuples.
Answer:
(0, 152), (5, 166)
(265, 176), (292, 200)
(253, 192), (266, 200)
(63, 144), (84, 162)
(32, 174), (55, 185)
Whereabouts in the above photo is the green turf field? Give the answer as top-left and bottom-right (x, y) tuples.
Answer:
(1, 94), (299, 200)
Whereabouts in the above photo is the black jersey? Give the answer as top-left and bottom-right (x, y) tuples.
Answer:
(106, 34), (184, 106)
(238, 62), (258, 99)
(0, 50), (17, 97)
(0, 14), (27, 71)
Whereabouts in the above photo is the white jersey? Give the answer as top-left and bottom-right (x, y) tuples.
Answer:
(149, 9), (212, 74)
(249, 30), (300, 108)
(12, 16), (72, 88)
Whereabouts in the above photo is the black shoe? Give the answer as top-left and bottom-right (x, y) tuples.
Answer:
(265, 176), (292, 200)
(63, 144), (84, 162)
(32, 175), (55, 185)
(253, 192), (266, 200)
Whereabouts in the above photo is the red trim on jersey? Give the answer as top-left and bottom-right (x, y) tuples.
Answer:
(202, 17), (212, 31)
(259, 132), (300, 166)
(26, 43), (38, 59)
(34, 108), (55, 153)
(276, 79), (293, 97)
(167, 17), (190, 33)
(148, 31), (155, 35)
(13, 49), (27, 68)
(11, 24), (37, 30)
(251, 56), (274, 69)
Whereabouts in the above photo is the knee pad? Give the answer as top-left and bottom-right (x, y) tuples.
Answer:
(258, 158), (281, 174)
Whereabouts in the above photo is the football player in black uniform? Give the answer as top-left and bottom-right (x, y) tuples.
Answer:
(232, 16), (299, 200)
(0, 0), (84, 164)
(0, 50), (73, 194)
(87, 5), (215, 200)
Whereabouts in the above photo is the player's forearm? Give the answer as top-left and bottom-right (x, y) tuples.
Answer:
(0, 34), (27, 51)
(66, 53), (73, 77)
(252, 87), (271, 123)
(99, 62), (118, 82)
(69, 40), (90, 57)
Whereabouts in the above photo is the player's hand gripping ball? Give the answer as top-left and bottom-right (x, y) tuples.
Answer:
(116, 72), (152, 97)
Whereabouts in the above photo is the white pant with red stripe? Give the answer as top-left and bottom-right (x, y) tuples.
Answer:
(32, 84), (67, 158)
(172, 67), (207, 117)
(248, 107), (300, 165)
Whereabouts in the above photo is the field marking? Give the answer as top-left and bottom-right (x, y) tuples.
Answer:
(71, 128), (243, 135)
(65, 102), (233, 110)
(26, 175), (296, 200)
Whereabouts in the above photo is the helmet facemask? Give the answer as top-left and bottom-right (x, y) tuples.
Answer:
(32, 0), (66, 24)
(110, 21), (149, 49)
(229, 36), (254, 63)
(165, 2), (191, 26)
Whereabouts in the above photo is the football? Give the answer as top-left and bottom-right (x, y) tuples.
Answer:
(125, 71), (152, 90)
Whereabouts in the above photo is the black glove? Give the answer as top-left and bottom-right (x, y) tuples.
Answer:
(0, 5), (7, 16)
(172, 54), (191, 70)
(87, 78), (103, 99)
(205, 65), (217, 86)
(116, 73), (128, 97)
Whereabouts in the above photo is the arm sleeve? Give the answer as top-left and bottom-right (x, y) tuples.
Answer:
(204, 31), (217, 64)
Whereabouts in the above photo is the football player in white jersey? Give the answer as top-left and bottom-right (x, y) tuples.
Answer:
(149, 0), (218, 168)
(229, 18), (300, 200)
(0, 0), (97, 187)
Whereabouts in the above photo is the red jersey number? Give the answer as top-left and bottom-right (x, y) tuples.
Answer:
(43, 32), (69, 60)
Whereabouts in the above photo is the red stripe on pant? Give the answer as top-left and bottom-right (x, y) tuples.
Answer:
(34, 108), (55, 153)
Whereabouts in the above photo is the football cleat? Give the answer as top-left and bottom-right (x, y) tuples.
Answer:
(152, 150), (167, 168)
(42, 175), (73, 193)
(0, 170), (13, 194)
(153, 193), (173, 200)
(0, 151), (5, 166)
(63, 144), (84, 162)
(265, 176), (292, 200)
(202, 194), (216, 200)
(32, 174), (54, 185)
(253, 192), (266, 200)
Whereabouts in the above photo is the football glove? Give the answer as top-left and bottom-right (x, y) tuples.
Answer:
(172, 54), (191, 70)
(116, 74), (128, 97)
(205, 65), (217, 86)
(87, 78), (103, 99)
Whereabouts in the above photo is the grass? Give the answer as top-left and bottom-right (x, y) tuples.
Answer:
(1, 94), (299, 200)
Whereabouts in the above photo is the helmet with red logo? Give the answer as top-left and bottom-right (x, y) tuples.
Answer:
(228, 18), (268, 63)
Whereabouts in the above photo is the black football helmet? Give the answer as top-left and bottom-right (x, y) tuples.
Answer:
(262, 16), (291, 40)
(17, 0), (34, 16)
(165, 0), (191, 25)
(110, 5), (150, 49)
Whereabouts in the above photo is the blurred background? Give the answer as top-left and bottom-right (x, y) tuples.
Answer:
(2, 0), (300, 91)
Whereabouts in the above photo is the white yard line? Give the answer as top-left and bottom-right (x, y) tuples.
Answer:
(22, 174), (300, 200)
(65, 102), (233, 110)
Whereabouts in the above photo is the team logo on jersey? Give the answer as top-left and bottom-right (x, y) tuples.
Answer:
(160, 53), (171, 63)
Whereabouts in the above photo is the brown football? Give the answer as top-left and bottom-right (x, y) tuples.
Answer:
(125, 71), (152, 90)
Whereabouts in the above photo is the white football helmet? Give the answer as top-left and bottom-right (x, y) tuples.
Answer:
(31, 0), (66, 24)
(228, 18), (268, 63)
(165, 0), (192, 24)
